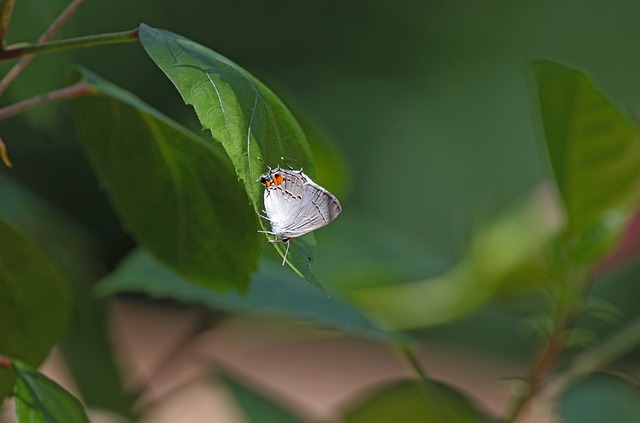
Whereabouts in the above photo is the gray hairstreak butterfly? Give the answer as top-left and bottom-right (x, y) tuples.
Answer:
(258, 165), (342, 264)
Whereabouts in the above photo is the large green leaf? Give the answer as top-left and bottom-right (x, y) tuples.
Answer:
(0, 218), (70, 398)
(559, 374), (640, 423)
(138, 23), (314, 209)
(220, 372), (305, 423)
(350, 188), (562, 329)
(138, 24), (321, 287)
(344, 380), (490, 423)
(532, 60), (640, 233)
(0, 175), (134, 415)
(12, 359), (90, 423)
(72, 68), (259, 292)
(95, 248), (397, 342)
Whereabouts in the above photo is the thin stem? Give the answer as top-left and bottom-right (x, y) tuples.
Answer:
(547, 314), (640, 397)
(0, 28), (139, 61)
(502, 261), (590, 423)
(0, 81), (93, 122)
(0, 0), (85, 95)
(401, 344), (431, 386)
(0, 0), (14, 46)
(398, 344), (460, 422)
(39, 0), (85, 44)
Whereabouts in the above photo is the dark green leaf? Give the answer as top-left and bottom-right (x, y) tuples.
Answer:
(532, 60), (640, 233)
(96, 248), (397, 342)
(560, 374), (640, 423)
(220, 372), (305, 423)
(0, 219), (70, 398)
(139, 24), (321, 286)
(72, 68), (259, 291)
(344, 380), (490, 423)
(0, 175), (134, 415)
(13, 359), (90, 423)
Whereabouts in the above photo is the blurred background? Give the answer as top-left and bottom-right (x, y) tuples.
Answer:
(3, 0), (640, 422)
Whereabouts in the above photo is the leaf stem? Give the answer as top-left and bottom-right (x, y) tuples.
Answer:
(0, 0), (14, 45)
(0, 81), (93, 122)
(0, 0), (86, 95)
(401, 344), (431, 385)
(0, 28), (139, 62)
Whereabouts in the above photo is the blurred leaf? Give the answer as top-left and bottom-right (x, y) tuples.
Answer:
(0, 175), (134, 415)
(532, 60), (640, 235)
(12, 359), (90, 423)
(0, 218), (70, 399)
(350, 185), (563, 329)
(220, 372), (305, 423)
(72, 68), (259, 292)
(96, 248), (399, 342)
(344, 380), (490, 423)
(139, 24), (321, 286)
(560, 374), (640, 423)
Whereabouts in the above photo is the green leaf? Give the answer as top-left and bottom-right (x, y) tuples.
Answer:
(344, 380), (490, 423)
(560, 374), (640, 423)
(0, 175), (134, 415)
(138, 24), (321, 286)
(12, 359), (90, 423)
(72, 68), (259, 291)
(350, 187), (562, 329)
(532, 60), (640, 233)
(220, 372), (305, 423)
(138, 23), (314, 209)
(0, 219), (70, 399)
(95, 248), (397, 342)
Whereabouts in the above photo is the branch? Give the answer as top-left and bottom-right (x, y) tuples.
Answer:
(0, 0), (85, 95)
(0, 28), (139, 61)
(0, 81), (93, 122)
(0, 0), (14, 46)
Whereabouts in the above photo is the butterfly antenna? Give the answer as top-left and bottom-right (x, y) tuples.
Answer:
(280, 156), (296, 170)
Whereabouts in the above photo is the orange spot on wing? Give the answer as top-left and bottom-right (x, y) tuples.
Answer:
(273, 173), (284, 186)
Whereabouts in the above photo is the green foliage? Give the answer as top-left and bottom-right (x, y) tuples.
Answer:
(350, 186), (562, 329)
(138, 24), (321, 286)
(0, 176), (134, 416)
(220, 372), (305, 423)
(532, 60), (640, 235)
(138, 23), (314, 206)
(344, 380), (490, 423)
(96, 248), (397, 342)
(0, 219), (70, 398)
(4, 2), (640, 420)
(72, 68), (259, 291)
(12, 359), (90, 423)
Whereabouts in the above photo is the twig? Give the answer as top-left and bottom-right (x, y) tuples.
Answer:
(0, 29), (139, 61)
(0, 0), (14, 46)
(0, 81), (93, 122)
(0, 0), (85, 95)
